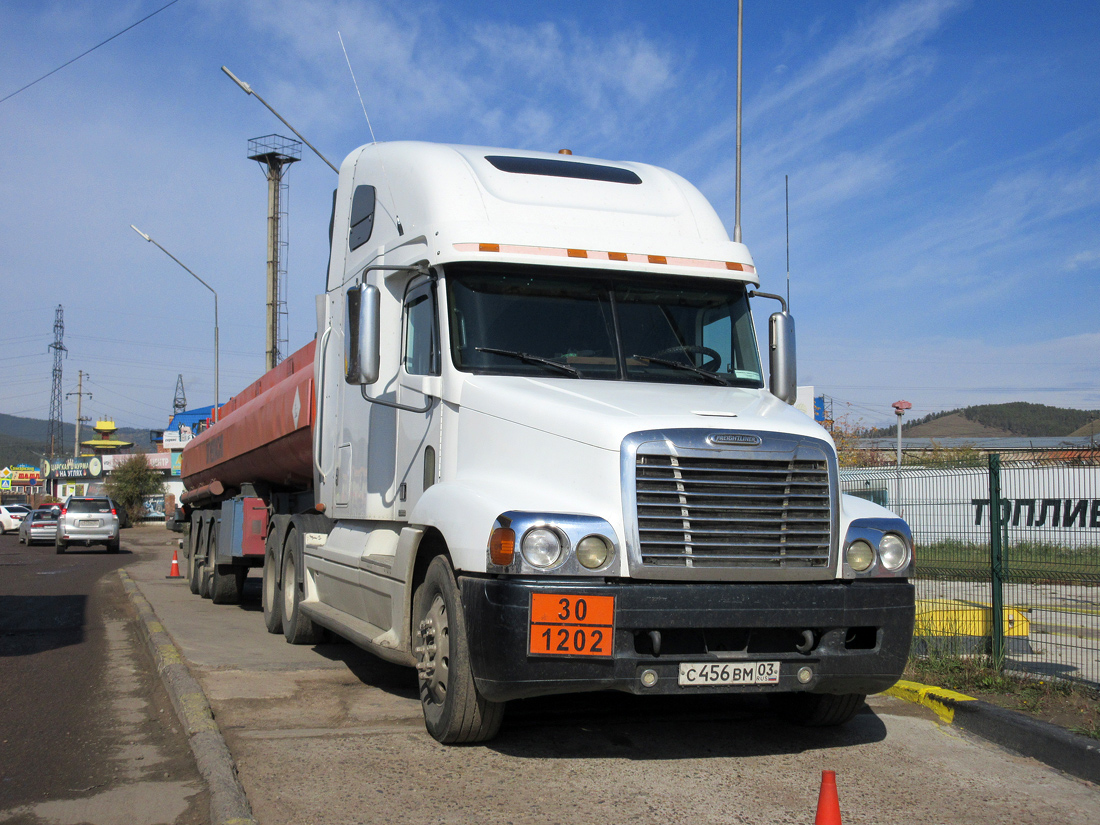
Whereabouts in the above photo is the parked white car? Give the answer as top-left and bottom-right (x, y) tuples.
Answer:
(0, 504), (30, 534)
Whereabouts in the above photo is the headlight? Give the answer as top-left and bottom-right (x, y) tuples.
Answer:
(576, 535), (612, 569)
(846, 540), (874, 572)
(521, 527), (563, 567)
(879, 533), (909, 571)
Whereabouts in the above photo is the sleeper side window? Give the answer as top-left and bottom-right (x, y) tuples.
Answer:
(348, 185), (376, 251)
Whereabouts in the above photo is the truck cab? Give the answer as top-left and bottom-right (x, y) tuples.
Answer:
(303, 142), (914, 741)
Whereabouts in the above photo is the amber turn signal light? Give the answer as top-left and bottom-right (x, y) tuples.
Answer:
(489, 527), (515, 565)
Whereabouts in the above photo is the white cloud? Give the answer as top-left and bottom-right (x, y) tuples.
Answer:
(1066, 250), (1100, 271)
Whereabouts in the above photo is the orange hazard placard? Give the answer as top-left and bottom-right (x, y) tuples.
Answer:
(528, 593), (615, 658)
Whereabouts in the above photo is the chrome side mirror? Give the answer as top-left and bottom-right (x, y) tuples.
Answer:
(345, 283), (380, 384)
(768, 310), (797, 404)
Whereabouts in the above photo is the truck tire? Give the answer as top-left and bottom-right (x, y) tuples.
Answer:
(770, 692), (866, 727)
(281, 530), (322, 645)
(199, 523), (216, 600)
(413, 555), (505, 743)
(262, 550), (283, 634)
(188, 519), (204, 595)
(210, 562), (242, 605)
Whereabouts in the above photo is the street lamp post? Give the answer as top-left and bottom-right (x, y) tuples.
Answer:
(130, 225), (220, 422)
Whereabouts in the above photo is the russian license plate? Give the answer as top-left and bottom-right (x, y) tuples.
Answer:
(528, 593), (614, 658)
(78, 519), (100, 527)
(678, 661), (781, 686)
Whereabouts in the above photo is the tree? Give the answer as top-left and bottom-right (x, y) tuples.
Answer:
(829, 412), (886, 468)
(105, 454), (164, 524)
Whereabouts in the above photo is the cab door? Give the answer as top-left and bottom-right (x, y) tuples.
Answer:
(394, 278), (442, 519)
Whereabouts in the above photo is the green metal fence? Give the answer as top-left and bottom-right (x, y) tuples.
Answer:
(841, 453), (1100, 686)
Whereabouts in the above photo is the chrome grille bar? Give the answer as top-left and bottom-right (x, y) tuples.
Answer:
(635, 453), (832, 569)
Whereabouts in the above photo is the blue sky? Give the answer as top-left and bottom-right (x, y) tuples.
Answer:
(1, 0), (1098, 431)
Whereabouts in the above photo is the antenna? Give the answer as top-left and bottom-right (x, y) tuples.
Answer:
(339, 32), (378, 144)
(338, 32), (403, 236)
(785, 174), (790, 307)
(734, 0), (743, 243)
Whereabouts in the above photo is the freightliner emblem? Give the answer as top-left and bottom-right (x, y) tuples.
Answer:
(707, 433), (762, 446)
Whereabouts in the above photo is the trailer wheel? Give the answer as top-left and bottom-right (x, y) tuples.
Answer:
(185, 523), (201, 594)
(211, 562), (243, 605)
(262, 550), (283, 634)
(770, 692), (866, 727)
(413, 555), (504, 743)
(199, 522), (217, 599)
(281, 530), (322, 644)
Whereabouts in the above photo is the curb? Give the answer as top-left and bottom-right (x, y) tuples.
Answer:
(119, 570), (258, 825)
(885, 679), (1100, 785)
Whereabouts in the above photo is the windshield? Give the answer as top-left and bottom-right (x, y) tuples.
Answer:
(446, 265), (763, 387)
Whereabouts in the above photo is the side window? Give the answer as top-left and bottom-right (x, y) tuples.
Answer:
(404, 285), (440, 376)
(701, 308), (732, 372)
(349, 185), (376, 251)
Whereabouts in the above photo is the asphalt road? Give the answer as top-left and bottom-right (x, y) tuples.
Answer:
(122, 528), (1100, 825)
(0, 529), (206, 824)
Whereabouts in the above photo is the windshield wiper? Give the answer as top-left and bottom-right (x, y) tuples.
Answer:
(631, 354), (731, 386)
(476, 347), (582, 377)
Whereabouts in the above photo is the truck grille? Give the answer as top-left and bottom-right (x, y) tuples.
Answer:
(635, 454), (832, 569)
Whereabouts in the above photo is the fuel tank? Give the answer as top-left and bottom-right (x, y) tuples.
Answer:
(182, 340), (316, 492)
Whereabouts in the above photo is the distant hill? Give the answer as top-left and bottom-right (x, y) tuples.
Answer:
(1070, 419), (1100, 438)
(865, 403), (1100, 439)
(0, 413), (153, 468)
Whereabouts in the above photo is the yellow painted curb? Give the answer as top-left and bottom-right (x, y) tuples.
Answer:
(884, 679), (976, 723)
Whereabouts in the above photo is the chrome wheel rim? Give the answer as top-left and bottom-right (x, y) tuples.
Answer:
(417, 592), (450, 707)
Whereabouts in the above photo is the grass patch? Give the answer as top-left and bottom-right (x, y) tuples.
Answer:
(915, 539), (1100, 584)
(905, 653), (1100, 740)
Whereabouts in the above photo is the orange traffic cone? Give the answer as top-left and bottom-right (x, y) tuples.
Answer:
(166, 550), (183, 579)
(814, 770), (842, 825)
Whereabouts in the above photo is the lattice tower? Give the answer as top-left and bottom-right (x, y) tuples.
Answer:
(47, 304), (67, 457)
(173, 374), (187, 415)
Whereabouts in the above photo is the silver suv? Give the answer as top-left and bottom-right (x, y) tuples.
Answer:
(56, 496), (120, 553)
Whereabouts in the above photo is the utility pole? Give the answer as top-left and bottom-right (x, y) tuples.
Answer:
(66, 371), (92, 457)
(248, 135), (301, 370)
(891, 400), (912, 512)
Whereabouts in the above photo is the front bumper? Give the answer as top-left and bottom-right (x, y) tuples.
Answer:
(461, 577), (915, 702)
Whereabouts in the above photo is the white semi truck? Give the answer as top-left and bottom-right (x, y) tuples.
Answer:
(181, 141), (915, 743)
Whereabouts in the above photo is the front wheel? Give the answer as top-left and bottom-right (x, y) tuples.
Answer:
(769, 692), (866, 727)
(413, 556), (504, 743)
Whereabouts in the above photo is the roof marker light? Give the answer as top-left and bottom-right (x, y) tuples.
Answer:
(454, 243), (756, 275)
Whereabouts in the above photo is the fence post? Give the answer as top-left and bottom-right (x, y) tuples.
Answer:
(988, 453), (1005, 669)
